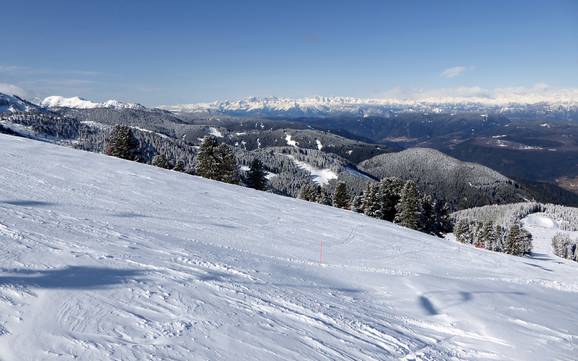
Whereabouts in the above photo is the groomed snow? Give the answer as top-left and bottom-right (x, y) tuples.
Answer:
(0, 134), (577, 360)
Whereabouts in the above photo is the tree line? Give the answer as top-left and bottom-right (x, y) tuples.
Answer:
(453, 219), (532, 256)
(298, 177), (452, 237)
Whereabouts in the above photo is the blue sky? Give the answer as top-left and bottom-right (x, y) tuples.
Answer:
(1, 0), (577, 105)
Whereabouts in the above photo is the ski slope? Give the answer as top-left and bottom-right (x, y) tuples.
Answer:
(0, 134), (577, 360)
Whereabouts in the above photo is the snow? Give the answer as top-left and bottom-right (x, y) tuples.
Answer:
(286, 155), (338, 186)
(522, 213), (578, 260)
(285, 134), (298, 147)
(316, 139), (323, 150)
(41, 96), (145, 110)
(0, 134), (578, 360)
(208, 127), (223, 138)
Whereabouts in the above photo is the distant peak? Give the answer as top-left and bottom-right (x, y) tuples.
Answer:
(41, 96), (145, 110)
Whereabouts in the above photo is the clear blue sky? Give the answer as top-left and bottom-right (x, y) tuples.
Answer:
(1, 0), (577, 105)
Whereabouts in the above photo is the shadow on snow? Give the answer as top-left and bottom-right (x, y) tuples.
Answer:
(0, 266), (145, 290)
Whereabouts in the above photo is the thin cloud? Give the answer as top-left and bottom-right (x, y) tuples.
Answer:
(0, 83), (28, 97)
(441, 66), (473, 78)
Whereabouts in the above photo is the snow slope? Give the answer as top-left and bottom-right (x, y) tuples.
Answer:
(0, 134), (577, 360)
(522, 213), (578, 260)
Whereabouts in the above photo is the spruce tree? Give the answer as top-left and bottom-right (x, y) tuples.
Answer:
(298, 183), (320, 202)
(454, 219), (471, 243)
(333, 182), (350, 209)
(350, 195), (364, 213)
(196, 136), (221, 180)
(152, 154), (171, 169)
(246, 158), (267, 190)
(419, 194), (435, 234)
(481, 221), (497, 250)
(196, 137), (238, 184)
(316, 188), (332, 205)
(432, 201), (452, 236)
(394, 181), (421, 230)
(173, 160), (186, 172)
(504, 223), (523, 255)
(105, 125), (139, 160)
(362, 184), (380, 218)
(216, 143), (239, 184)
(379, 177), (404, 221)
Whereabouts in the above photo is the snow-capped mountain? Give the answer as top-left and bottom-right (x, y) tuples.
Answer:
(162, 95), (578, 117)
(41, 95), (146, 110)
(0, 93), (42, 113)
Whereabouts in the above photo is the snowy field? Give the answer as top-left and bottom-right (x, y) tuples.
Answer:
(0, 134), (577, 360)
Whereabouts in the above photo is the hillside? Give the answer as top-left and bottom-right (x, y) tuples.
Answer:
(0, 134), (577, 360)
(359, 148), (530, 209)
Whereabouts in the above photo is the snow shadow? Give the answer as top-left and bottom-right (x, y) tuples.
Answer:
(418, 296), (439, 315)
(0, 266), (145, 290)
(1, 199), (55, 207)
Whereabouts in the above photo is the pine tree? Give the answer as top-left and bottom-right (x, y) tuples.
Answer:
(480, 221), (497, 250)
(362, 184), (380, 218)
(454, 219), (471, 243)
(196, 137), (238, 184)
(504, 223), (523, 255)
(196, 136), (221, 180)
(298, 183), (320, 202)
(152, 154), (171, 169)
(173, 160), (186, 172)
(518, 227), (533, 255)
(246, 158), (267, 190)
(216, 143), (239, 184)
(379, 177), (404, 221)
(105, 125), (139, 160)
(333, 182), (350, 209)
(394, 181), (421, 230)
(350, 195), (364, 213)
(419, 194), (435, 234)
(316, 188), (332, 205)
(432, 201), (452, 236)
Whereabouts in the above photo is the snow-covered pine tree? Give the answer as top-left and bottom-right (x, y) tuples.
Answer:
(152, 154), (172, 169)
(196, 136), (221, 180)
(316, 188), (332, 205)
(173, 160), (186, 172)
(362, 183), (381, 218)
(298, 183), (320, 202)
(350, 195), (364, 213)
(215, 143), (239, 184)
(332, 181), (350, 209)
(480, 221), (497, 250)
(246, 158), (267, 190)
(432, 201), (452, 236)
(494, 224), (505, 252)
(504, 223), (523, 255)
(419, 194), (435, 234)
(378, 177), (404, 221)
(518, 227), (533, 255)
(105, 125), (139, 161)
(454, 218), (471, 243)
(394, 180), (421, 230)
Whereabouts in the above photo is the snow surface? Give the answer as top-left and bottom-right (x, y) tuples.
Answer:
(285, 134), (298, 147)
(522, 213), (578, 260)
(208, 127), (224, 138)
(316, 139), (323, 150)
(0, 134), (577, 360)
(41, 96), (145, 110)
(286, 155), (338, 186)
